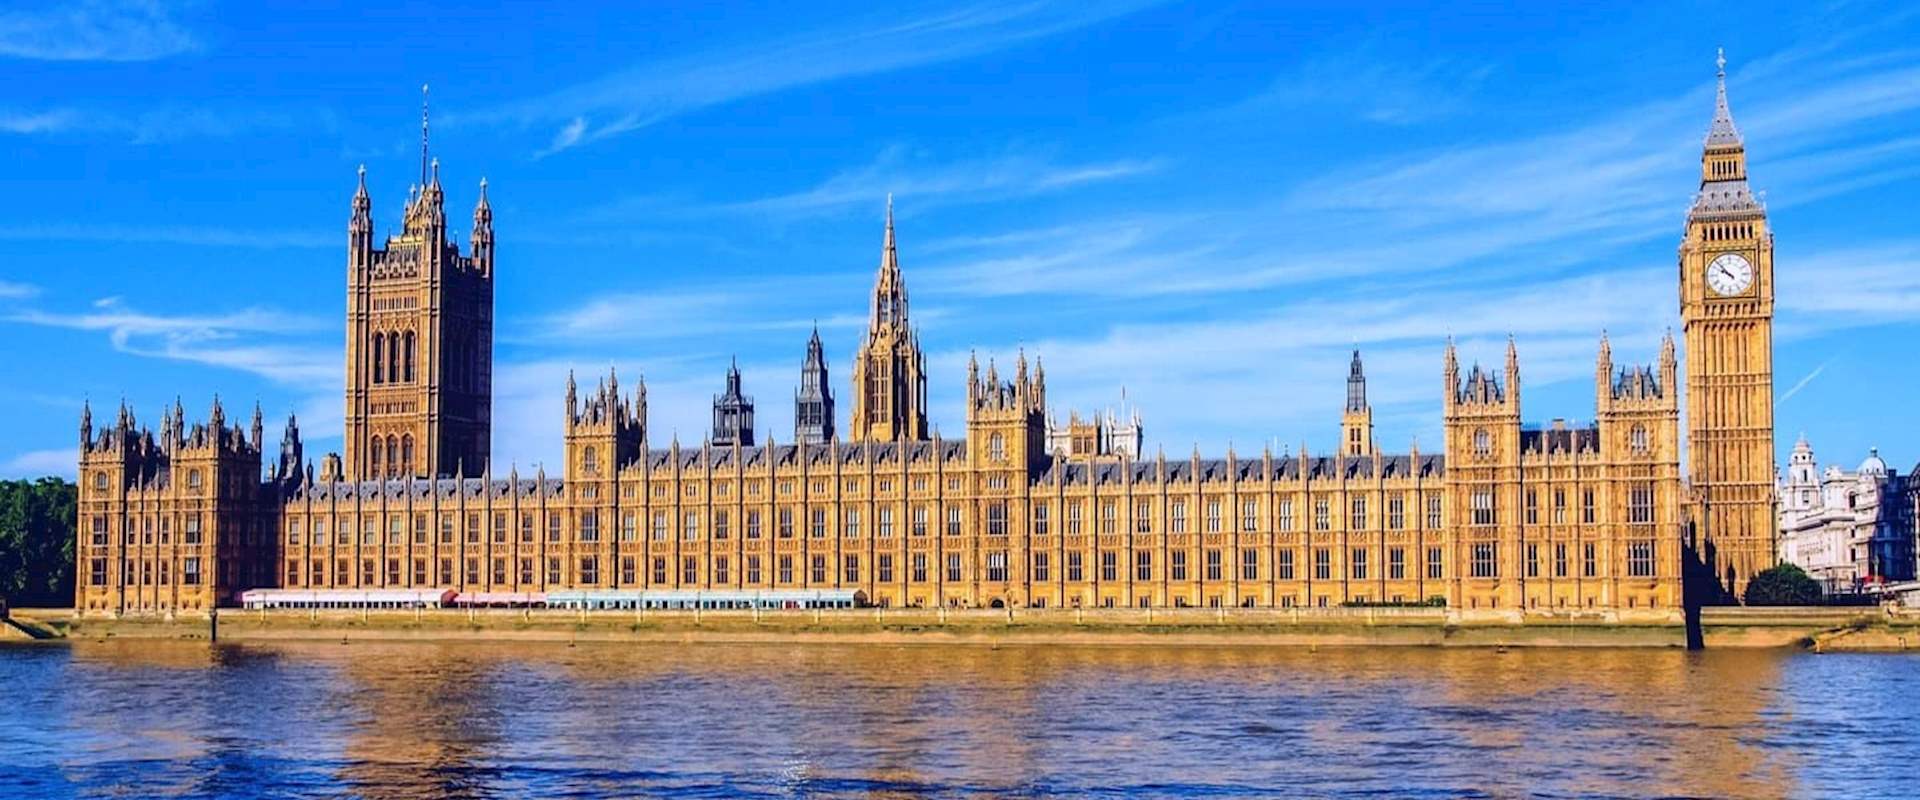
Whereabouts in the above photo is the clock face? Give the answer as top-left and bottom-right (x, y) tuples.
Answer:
(1706, 253), (1754, 296)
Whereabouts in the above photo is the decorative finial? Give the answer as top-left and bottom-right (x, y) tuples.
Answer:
(1716, 47), (1726, 78)
(420, 83), (431, 187)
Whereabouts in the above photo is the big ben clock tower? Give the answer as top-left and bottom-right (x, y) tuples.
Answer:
(1680, 50), (1775, 600)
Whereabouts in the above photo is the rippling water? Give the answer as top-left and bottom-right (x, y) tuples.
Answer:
(2, 639), (1916, 798)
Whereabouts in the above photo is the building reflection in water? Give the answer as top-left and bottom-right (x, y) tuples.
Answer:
(41, 639), (1815, 797)
(329, 644), (508, 800)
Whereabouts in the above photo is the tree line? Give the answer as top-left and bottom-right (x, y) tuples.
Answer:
(0, 477), (75, 607)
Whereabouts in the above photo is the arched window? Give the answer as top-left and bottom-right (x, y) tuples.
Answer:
(988, 433), (1005, 462)
(371, 334), (385, 384)
(188, 469), (202, 489)
(386, 434), (399, 477)
(387, 332), (402, 384)
(1630, 425), (1649, 454)
(401, 435), (414, 474)
(403, 331), (416, 383)
(370, 438), (384, 478)
(582, 445), (599, 476)
(93, 471), (108, 491)
(1473, 429), (1491, 456)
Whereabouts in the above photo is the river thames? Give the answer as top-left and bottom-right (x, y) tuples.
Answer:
(2, 641), (1915, 798)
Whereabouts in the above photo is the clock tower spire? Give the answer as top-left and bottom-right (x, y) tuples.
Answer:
(1679, 49), (1775, 602)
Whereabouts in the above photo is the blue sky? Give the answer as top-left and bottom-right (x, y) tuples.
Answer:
(3, 0), (1918, 480)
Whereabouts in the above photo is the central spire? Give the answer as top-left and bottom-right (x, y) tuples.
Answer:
(850, 194), (929, 442)
(1706, 48), (1742, 149)
(871, 194), (908, 330)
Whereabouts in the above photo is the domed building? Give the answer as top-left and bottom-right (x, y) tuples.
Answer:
(1777, 437), (1915, 592)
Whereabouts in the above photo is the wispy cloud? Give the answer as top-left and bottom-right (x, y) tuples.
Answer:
(1225, 45), (1495, 125)
(1777, 244), (1920, 322)
(0, 223), (334, 249)
(475, 0), (1161, 155)
(0, 105), (339, 143)
(727, 146), (1162, 217)
(570, 147), (1161, 230)
(5, 297), (337, 388)
(0, 109), (81, 134)
(0, 280), (38, 299)
(0, 448), (73, 479)
(525, 282), (872, 344)
(914, 45), (1920, 304)
(0, 0), (197, 62)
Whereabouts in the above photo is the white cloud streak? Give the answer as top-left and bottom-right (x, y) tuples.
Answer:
(475, 0), (1161, 155)
(0, 448), (73, 479)
(1777, 360), (1830, 406)
(0, 223), (335, 249)
(1226, 45), (1496, 126)
(728, 147), (1162, 217)
(0, 105), (340, 143)
(6, 298), (337, 389)
(0, 0), (196, 62)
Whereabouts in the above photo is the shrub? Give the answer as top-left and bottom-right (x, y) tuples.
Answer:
(1743, 563), (1823, 606)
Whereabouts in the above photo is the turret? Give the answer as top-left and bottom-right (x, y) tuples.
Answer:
(159, 402), (176, 452)
(794, 325), (834, 445)
(966, 351), (979, 405)
(565, 370), (578, 429)
(277, 413), (304, 482)
(1658, 330), (1677, 392)
(1342, 349), (1373, 457)
(350, 164), (373, 256)
(966, 348), (1047, 473)
(1504, 335), (1521, 409)
(1596, 331), (1613, 412)
(79, 400), (92, 449)
(712, 357), (756, 447)
(471, 177), (493, 276)
(565, 367), (643, 480)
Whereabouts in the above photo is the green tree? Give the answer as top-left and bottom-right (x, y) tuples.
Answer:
(0, 477), (77, 607)
(1743, 562), (1823, 606)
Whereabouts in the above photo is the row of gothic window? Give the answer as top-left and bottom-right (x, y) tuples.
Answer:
(370, 331), (416, 385)
(368, 434), (415, 478)
(1469, 425), (1650, 456)
(278, 540), (1670, 590)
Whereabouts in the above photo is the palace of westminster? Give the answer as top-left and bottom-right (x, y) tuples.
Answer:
(73, 61), (1781, 617)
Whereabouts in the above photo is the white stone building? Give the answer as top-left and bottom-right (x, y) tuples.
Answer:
(1045, 391), (1143, 460)
(1777, 437), (1914, 592)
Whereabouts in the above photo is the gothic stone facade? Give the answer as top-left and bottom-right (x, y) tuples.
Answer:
(78, 65), (1785, 617)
